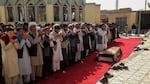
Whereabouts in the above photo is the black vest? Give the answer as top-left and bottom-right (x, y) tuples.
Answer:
(28, 33), (37, 56)
(17, 47), (24, 58)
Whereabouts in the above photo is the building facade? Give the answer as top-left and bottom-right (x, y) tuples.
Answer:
(101, 9), (150, 33)
(101, 9), (137, 33)
(0, 0), (100, 24)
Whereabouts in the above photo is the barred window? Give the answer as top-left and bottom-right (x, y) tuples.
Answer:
(63, 5), (68, 21)
(54, 3), (60, 21)
(7, 4), (14, 22)
(79, 6), (83, 22)
(17, 4), (24, 21)
(116, 17), (127, 32)
(38, 3), (46, 22)
(28, 3), (35, 21)
(72, 5), (76, 21)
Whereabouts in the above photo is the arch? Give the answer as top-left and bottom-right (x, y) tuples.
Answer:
(63, 4), (69, 21)
(66, 0), (70, 6)
(27, 2), (36, 21)
(5, 2), (14, 22)
(53, 3), (60, 21)
(53, 0), (62, 6)
(37, 1), (46, 22)
(16, 2), (25, 22)
(71, 5), (76, 21)
(37, 0), (46, 7)
(79, 6), (83, 10)
(74, 0), (78, 7)
(79, 6), (83, 22)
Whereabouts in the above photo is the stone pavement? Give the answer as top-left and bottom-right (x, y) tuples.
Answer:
(97, 37), (150, 84)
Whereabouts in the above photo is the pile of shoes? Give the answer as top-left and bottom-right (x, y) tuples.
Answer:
(134, 47), (141, 51)
(134, 39), (149, 52)
(100, 72), (113, 84)
(139, 39), (147, 45)
(100, 63), (128, 84)
(134, 47), (150, 52)
(143, 48), (150, 51)
(140, 42), (145, 45)
(110, 63), (128, 71)
(134, 47), (142, 52)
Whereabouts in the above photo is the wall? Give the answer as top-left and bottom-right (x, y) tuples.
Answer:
(0, 0), (101, 24)
(95, 5), (101, 24)
(85, 3), (100, 24)
(108, 11), (137, 32)
(0, 6), (6, 23)
(46, 4), (54, 23)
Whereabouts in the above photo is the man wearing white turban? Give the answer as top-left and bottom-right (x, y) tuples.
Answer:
(28, 22), (43, 82)
(49, 24), (63, 72)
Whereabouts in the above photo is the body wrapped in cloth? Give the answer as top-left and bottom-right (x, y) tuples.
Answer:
(96, 47), (122, 63)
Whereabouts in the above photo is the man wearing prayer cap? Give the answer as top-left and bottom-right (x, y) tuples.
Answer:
(50, 24), (63, 72)
(16, 27), (32, 84)
(0, 26), (19, 84)
(23, 23), (29, 32)
(42, 26), (53, 77)
(68, 24), (78, 64)
(53, 24), (60, 29)
(61, 24), (70, 68)
(68, 24), (73, 28)
(28, 22), (43, 82)
(74, 23), (83, 62)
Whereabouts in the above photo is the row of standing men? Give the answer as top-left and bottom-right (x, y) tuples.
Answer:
(0, 22), (119, 84)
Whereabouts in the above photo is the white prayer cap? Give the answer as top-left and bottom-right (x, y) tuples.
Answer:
(53, 24), (61, 29)
(29, 22), (37, 28)
(80, 23), (85, 28)
(73, 22), (78, 25)
(104, 24), (109, 30)
(53, 24), (60, 28)
(68, 24), (73, 27)
(49, 27), (53, 31)
(43, 26), (50, 31)
(36, 26), (41, 31)
(92, 24), (96, 26)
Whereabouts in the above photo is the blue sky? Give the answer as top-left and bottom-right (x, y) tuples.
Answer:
(86, 0), (150, 10)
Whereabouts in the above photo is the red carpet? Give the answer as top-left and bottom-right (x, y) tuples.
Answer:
(36, 38), (142, 84)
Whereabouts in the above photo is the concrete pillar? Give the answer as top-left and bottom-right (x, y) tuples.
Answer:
(59, 5), (63, 23)
(0, 6), (6, 23)
(46, 4), (54, 23)
(35, 5), (38, 23)
(68, 6), (72, 23)
(76, 7), (79, 22)
(24, 4), (27, 22)
(13, 4), (17, 23)
(138, 12), (141, 34)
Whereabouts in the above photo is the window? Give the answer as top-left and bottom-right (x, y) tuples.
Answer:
(79, 6), (83, 22)
(54, 3), (60, 21)
(28, 3), (35, 21)
(7, 4), (14, 22)
(17, 4), (24, 21)
(63, 5), (68, 21)
(71, 5), (76, 21)
(38, 3), (46, 22)
(101, 19), (108, 24)
(116, 17), (127, 32)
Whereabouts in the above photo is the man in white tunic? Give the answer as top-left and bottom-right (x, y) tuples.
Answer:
(74, 23), (83, 62)
(49, 24), (63, 72)
(1, 27), (19, 84)
(16, 28), (32, 84)
(96, 24), (108, 51)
